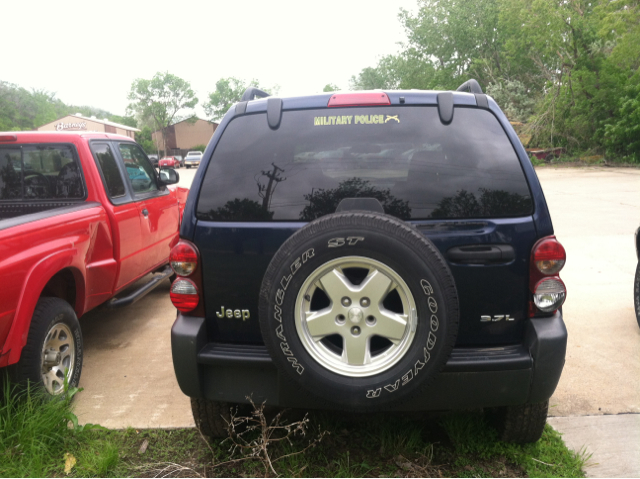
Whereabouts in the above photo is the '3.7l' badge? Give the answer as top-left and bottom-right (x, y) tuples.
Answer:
(480, 315), (514, 322)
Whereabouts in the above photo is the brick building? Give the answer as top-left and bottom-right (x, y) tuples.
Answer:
(152, 118), (218, 156)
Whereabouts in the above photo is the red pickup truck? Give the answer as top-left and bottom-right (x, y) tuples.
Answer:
(0, 131), (188, 395)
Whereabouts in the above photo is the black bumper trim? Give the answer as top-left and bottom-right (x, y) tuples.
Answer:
(172, 311), (567, 407)
(196, 342), (531, 372)
(198, 343), (272, 365)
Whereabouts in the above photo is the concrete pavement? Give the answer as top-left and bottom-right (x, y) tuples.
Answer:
(72, 166), (640, 476)
(547, 414), (640, 478)
(538, 166), (640, 478)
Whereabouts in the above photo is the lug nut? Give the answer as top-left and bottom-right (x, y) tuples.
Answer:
(351, 326), (361, 336)
(360, 297), (370, 307)
(341, 297), (351, 307)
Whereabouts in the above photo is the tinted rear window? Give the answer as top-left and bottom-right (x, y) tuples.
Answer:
(0, 144), (84, 201)
(197, 106), (532, 221)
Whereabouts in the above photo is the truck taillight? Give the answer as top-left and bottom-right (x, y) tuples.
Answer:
(170, 240), (204, 316)
(170, 241), (198, 276)
(530, 236), (566, 316)
(170, 279), (199, 312)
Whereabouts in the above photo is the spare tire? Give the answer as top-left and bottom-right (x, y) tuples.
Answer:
(259, 212), (459, 409)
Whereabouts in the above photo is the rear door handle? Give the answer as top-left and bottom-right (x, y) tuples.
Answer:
(447, 245), (515, 264)
(142, 208), (149, 217)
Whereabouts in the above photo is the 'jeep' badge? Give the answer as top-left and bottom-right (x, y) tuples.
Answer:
(216, 306), (250, 321)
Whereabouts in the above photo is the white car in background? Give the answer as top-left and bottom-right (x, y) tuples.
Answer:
(184, 151), (203, 169)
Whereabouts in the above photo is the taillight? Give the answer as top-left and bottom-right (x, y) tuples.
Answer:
(0, 134), (17, 142)
(169, 240), (204, 316)
(170, 279), (199, 312)
(530, 236), (566, 316)
(327, 92), (391, 107)
(532, 277), (566, 313)
(532, 237), (566, 275)
(170, 241), (198, 276)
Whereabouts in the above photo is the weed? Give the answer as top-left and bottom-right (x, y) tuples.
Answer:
(221, 397), (328, 476)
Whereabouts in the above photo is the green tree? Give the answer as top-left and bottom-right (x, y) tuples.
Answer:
(109, 115), (137, 128)
(204, 77), (279, 122)
(127, 72), (198, 153)
(135, 126), (155, 154)
(348, 0), (640, 160)
(204, 77), (259, 122)
(322, 84), (340, 92)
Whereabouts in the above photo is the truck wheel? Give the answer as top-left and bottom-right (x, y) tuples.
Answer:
(191, 398), (230, 438)
(9, 297), (82, 395)
(634, 263), (640, 329)
(259, 212), (459, 410)
(494, 400), (549, 443)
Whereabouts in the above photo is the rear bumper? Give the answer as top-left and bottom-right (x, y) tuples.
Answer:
(171, 312), (567, 410)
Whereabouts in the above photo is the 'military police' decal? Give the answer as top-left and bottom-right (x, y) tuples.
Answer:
(314, 115), (400, 126)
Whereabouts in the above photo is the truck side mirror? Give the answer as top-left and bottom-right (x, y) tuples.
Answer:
(159, 168), (180, 186)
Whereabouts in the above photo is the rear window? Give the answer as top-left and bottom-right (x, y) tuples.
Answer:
(197, 106), (532, 222)
(0, 144), (84, 201)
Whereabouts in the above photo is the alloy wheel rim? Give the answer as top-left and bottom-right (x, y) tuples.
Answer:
(40, 322), (75, 395)
(295, 256), (417, 377)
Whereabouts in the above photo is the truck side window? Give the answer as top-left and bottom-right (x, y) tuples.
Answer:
(93, 143), (126, 198)
(0, 148), (22, 200)
(118, 144), (158, 195)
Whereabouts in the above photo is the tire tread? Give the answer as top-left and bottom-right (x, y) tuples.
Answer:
(497, 400), (549, 443)
(8, 297), (82, 393)
(191, 398), (230, 438)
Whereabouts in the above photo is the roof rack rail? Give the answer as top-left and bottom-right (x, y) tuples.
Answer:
(456, 79), (483, 94)
(241, 87), (270, 102)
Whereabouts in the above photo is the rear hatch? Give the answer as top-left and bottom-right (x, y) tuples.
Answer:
(193, 103), (538, 346)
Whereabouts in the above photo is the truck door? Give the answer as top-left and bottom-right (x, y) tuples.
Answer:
(115, 142), (179, 270)
(91, 142), (144, 291)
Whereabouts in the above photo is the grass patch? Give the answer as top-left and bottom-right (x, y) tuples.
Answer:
(0, 384), (586, 477)
(0, 380), (110, 477)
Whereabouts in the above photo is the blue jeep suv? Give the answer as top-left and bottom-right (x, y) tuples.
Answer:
(169, 80), (568, 443)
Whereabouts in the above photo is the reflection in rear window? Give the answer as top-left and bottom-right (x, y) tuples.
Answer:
(197, 106), (532, 222)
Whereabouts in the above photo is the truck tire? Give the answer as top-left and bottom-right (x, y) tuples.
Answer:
(259, 212), (459, 410)
(494, 400), (549, 443)
(634, 262), (640, 329)
(8, 297), (83, 395)
(191, 398), (230, 438)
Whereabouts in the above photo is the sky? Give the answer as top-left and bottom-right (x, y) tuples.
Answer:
(3, 0), (419, 118)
